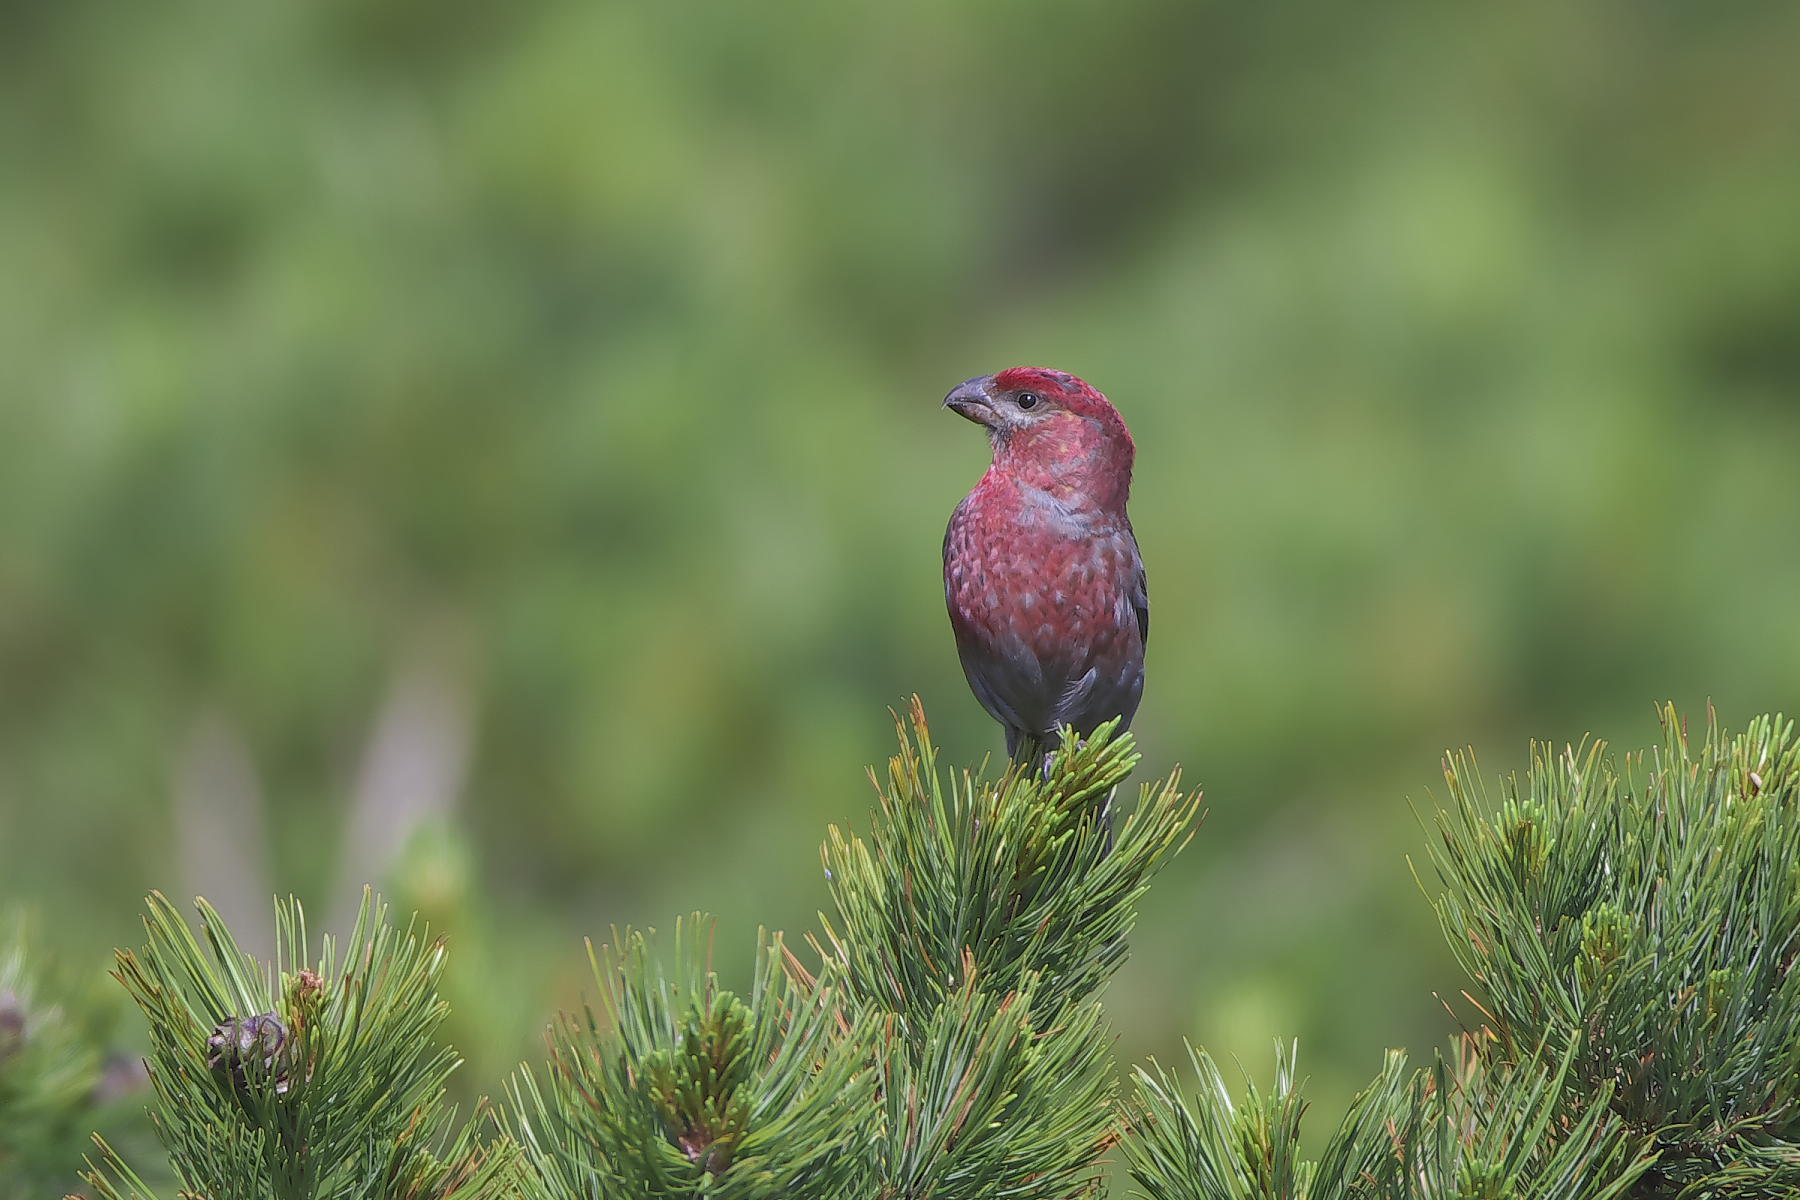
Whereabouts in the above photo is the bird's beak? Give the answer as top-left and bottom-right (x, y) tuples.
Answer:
(944, 375), (999, 427)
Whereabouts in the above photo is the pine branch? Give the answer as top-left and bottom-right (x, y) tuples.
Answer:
(869, 968), (1117, 1200)
(800, 698), (1202, 1198)
(510, 917), (874, 1199)
(817, 697), (1201, 1023)
(1400, 1040), (1653, 1200)
(82, 889), (519, 1200)
(1127, 1042), (1326, 1200)
(87, 700), (1800, 1200)
(1428, 706), (1800, 1196)
(1125, 1038), (1654, 1199)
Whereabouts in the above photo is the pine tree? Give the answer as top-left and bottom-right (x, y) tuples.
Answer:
(1126, 705), (1800, 1198)
(1425, 707), (1800, 1197)
(79, 891), (520, 1200)
(48, 701), (1800, 1198)
(508, 700), (1199, 1198)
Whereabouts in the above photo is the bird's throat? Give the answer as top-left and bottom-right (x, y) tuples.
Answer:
(992, 421), (1132, 516)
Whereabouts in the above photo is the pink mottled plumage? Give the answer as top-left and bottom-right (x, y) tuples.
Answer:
(942, 367), (1147, 760)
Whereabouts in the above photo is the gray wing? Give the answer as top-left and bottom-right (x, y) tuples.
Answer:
(1132, 549), (1148, 647)
(956, 632), (1041, 738)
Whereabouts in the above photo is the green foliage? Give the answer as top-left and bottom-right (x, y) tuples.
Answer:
(1126, 704), (1800, 1199)
(1128, 1043), (1323, 1200)
(83, 890), (518, 1200)
(0, 937), (100, 1192)
(867, 969), (1117, 1199)
(1430, 708), (1800, 1195)
(0, 921), (150, 1195)
(41, 710), (1198, 1199)
(819, 699), (1201, 1021)
(1392, 1044), (1651, 1200)
(1126, 1040), (1653, 1200)
(19, 703), (1800, 1198)
(817, 703), (1201, 1197)
(510, 918), (871, 1199)
(512, 707), (1200, 1200)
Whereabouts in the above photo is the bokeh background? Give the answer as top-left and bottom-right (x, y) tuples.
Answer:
(4, 0), (1800, 1159)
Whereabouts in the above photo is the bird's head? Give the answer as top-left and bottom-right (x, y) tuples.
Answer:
(945, 367), (1135, 507)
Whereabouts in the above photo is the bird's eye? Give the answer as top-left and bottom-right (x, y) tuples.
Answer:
(1016, 392), (1040, 410)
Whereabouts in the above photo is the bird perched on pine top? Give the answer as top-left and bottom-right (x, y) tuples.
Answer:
(942, 366), (1147, 763)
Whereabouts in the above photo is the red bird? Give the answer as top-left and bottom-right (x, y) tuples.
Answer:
(943, 367), (1147, 762)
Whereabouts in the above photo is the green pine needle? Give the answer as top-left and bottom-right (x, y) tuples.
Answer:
(1427, 706), (1800, 1197)
(818, 697), (1202, 1023)
(1125, 1038), (1654, 1200)
(510, 917), (874, 1199)
(82, 888), (518, 1200)
(870, 971), (1116, 1199)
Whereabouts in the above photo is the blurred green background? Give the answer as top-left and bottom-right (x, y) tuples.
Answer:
(4, 0), (1799, 1144)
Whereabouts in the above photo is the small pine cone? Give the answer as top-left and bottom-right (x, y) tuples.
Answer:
(207, 1011), (292, 1094)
